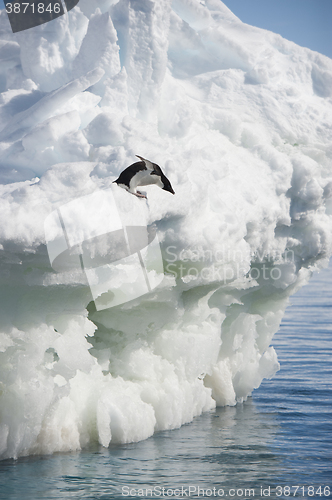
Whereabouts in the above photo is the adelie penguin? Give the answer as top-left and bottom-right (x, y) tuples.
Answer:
(113, 155), (175, 199)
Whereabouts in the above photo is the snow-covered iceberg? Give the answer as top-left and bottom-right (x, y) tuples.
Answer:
(0, 0), (331, 460)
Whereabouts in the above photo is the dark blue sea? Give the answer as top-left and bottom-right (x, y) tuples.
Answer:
(0, 262), (331, 500)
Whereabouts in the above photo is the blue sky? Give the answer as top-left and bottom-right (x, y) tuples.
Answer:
(222, 0), (332, 59)
(0, 0), (331, 59)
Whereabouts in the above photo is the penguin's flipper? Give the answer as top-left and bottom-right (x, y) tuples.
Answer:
(135, 155), (154, 171)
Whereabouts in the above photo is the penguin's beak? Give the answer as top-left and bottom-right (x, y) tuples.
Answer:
(164, 185), (175, 194)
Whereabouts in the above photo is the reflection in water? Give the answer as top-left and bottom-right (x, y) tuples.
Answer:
(0, 400), (283, 499)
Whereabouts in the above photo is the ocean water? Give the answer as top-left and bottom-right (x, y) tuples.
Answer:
(0, 262), (331, 500)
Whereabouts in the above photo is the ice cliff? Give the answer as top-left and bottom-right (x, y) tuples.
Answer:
(0, 0), (331, 459)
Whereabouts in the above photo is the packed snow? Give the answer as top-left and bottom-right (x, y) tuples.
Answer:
(0, 0), (331, 460)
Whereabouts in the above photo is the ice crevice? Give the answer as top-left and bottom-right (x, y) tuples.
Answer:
(0, 0), (331, 460)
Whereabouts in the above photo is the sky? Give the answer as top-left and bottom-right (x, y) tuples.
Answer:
(0, 0), (331, 59)
(221, 0), (332, 59)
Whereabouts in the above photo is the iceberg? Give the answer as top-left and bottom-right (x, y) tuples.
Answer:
(0, 0), (331, 460)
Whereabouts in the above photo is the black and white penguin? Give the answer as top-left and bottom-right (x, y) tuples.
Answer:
(113, 155), (175, 199)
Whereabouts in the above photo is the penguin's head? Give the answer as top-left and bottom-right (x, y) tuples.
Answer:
(150, 163), (175, 195)
(160, 175), (175, 194)
(136, 155), (175, 194)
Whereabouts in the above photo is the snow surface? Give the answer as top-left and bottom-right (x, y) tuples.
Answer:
(0, 0), (331, 460)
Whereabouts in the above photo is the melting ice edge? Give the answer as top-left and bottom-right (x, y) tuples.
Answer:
(0, 0), (331, 460)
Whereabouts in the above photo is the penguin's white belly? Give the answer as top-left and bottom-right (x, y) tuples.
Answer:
(130, 171), (162, 190)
